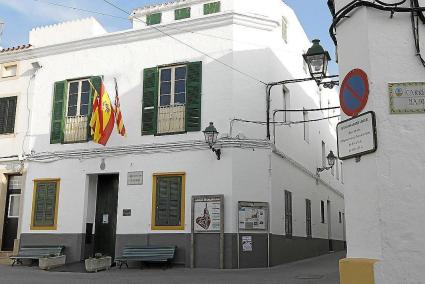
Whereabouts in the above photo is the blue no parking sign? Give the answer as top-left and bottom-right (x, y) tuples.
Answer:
(340, 69), (369, 117)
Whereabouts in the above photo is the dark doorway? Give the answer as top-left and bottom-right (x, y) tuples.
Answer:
(2, 175), (21, 251)
(94, 174), (118, 259)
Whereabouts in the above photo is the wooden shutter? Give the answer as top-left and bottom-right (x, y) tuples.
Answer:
(142, 67), (159, 135)
(87, 76), (102, 140)
(186, 62), (202, 132)
(175, 7), (191, 20)
(204, 2), (221, 15)
(147, 13), (162, 25)
(50, 81), (67, 144)
(33, 181), (58, 228)
(5, 97), (17, 134)
(0, 98), (7, 134)
(155, 176), (181, 227)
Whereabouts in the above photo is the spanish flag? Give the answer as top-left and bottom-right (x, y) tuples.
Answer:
(89, 80), (115, 146)
(114, 78), (126, 137)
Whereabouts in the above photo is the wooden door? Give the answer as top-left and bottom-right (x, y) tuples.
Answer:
(94, 174), (118, 259)
(2, 176), (21, 251)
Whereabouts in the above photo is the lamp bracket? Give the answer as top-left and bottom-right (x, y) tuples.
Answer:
(212, 147), (221, 160)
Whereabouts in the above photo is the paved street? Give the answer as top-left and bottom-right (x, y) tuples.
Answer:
(0, 251), (344, 284)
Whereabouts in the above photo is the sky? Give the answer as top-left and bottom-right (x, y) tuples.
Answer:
(0, 0), (337, 74)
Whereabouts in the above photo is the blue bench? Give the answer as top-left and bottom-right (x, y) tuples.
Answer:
(115, 246), (176, 269)
(10, 245), (65, 266)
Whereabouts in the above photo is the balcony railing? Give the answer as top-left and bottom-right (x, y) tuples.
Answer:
(64, 115), (88, 143)
(157, 104), (185, 134)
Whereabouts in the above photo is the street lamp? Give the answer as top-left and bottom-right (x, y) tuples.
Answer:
(203, 122), (221, 160)
(317, 151), (337, 175)
(303, 39), (331, 83)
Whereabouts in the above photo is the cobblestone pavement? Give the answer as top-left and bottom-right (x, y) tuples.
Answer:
(0, 251), (345, 284)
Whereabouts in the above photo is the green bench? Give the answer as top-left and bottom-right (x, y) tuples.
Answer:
(10, 246), (65, 266)
(115, 246), (176, 269)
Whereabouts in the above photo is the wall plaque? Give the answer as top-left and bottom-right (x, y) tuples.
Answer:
(127, 171), (143, 185)
(337, 111), (377, 160)
(389, 82), (425, 114)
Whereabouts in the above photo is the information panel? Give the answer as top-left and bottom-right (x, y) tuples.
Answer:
(337, 111), (377, 160)
(192, 195), (223, 233)
(238, 201), (269, 231)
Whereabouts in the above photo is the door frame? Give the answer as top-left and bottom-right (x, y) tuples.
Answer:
(1, 174), (22, 251)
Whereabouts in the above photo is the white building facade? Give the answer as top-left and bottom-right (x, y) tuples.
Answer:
(0, 0), (345, 268)
(332, 0), (425, 283)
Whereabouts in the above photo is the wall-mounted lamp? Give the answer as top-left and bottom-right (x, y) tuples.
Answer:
(203, 122), (221, 160)
(317, 151), (337, 175)
(31, 61), (42, 70)
(303, 39), (331, 84)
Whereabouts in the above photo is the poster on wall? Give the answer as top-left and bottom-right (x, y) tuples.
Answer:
(242, 236), (253, 252)
(238, 201), (269, 231)
(192, 195), (223, 233)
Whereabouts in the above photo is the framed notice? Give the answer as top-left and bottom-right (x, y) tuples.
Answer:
(389, 82), (425, 114)
(127, 171), (143, 185)
(238, 201), (269, 231)
(337, 111), (377, 160)
(192, 195), (223, 233)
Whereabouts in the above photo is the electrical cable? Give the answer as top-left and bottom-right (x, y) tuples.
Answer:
(101, 0), (267, 85)
(231, 114), (341, 126)
(32, 0), (268, 48)
(32, 0), (267, 85)
(273, 106), (340, 113)
(329, 0), (425, 68)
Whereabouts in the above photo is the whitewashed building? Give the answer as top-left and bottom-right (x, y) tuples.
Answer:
(0, 0), (345, 268)
(332, 0), (425, 283)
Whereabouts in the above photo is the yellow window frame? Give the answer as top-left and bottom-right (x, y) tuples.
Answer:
(30, 179), (60, 230)
(151, 172), (185, 230)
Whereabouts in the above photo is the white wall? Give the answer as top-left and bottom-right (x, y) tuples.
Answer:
(335, 0), (425, 282)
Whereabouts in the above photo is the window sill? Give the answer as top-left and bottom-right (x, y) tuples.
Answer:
(151, 225), (185, 231)
(0, 133), (16, 139)
(0, 75), (19, 82)
(154, 131), (187, 137)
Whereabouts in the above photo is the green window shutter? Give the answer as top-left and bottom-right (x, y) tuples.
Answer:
(175, 7), (191, 20)
(142, 67), (159, 135)
(204, 2), (221, 15)
(186, 62), (202, 132)
(147, 13), (162, 25)
(0, 98), (6, 134)
(33, 181), (57, 227)
(87, 76), (102, 140)
(155, 176), (182, 227)
(5, 97), (17, 134)
(50, 81), (67, 144)
(0, 97), (17, 134)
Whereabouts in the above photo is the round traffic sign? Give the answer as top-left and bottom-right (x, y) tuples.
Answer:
(340, 69), (369, 117)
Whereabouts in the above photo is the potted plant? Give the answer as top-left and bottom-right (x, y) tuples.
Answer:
(85, 253), (112, 273)
(39, 253), (66, 270)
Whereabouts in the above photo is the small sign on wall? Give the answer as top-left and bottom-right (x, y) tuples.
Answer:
(123, 209), (131, 216)
(389, 82), (425, 113)
(242, 236), (253, 252)
(337, 111), (377, 160)
(127, 171), (143, 185)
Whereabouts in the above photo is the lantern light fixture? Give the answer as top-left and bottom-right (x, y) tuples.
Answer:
(317, 150), (337, 175)
(303, 39), (331, 84)
(203, 122), (221, 160)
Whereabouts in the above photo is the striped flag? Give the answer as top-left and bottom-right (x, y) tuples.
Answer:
(89, 79), (115, 146)
(114, 78), (126, 137)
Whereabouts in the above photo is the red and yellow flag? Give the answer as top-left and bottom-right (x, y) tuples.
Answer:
(114, 78), (126, 137)
(89, 80), (115, 146)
